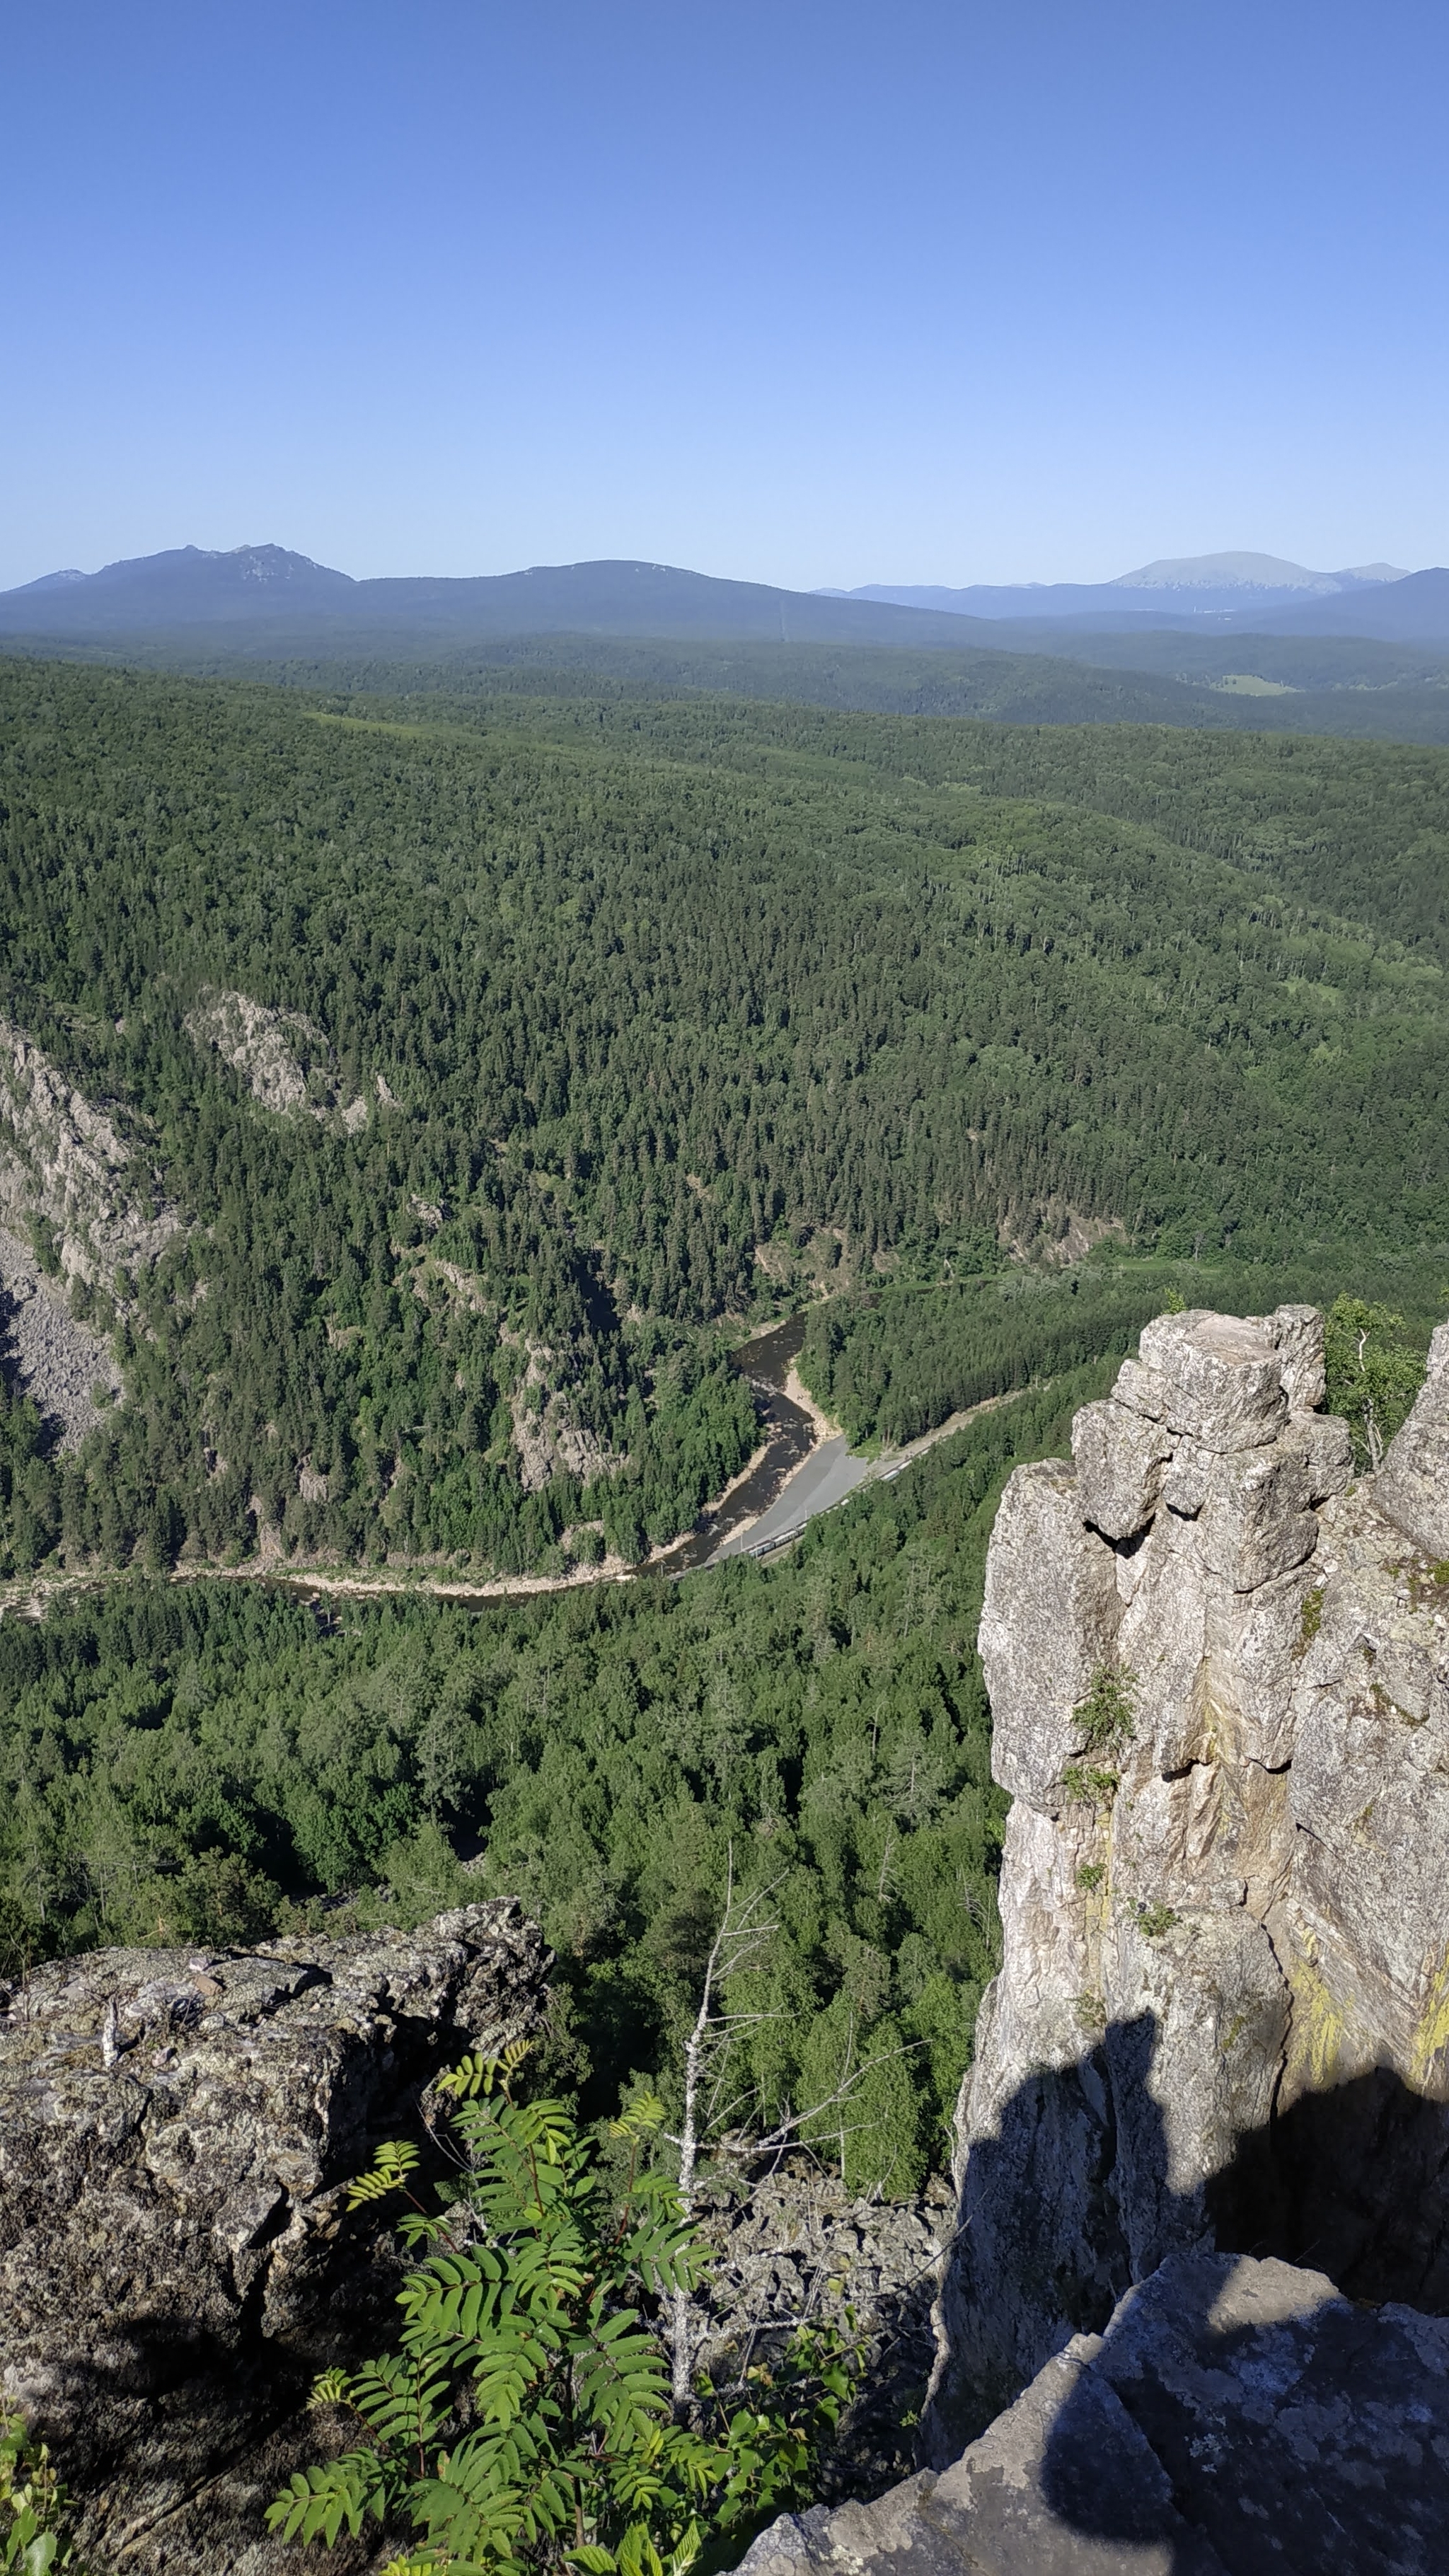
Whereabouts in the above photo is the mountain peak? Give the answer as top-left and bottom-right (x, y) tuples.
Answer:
(1110, 550), (1409, 594)
(1112, 551), (1334, 592)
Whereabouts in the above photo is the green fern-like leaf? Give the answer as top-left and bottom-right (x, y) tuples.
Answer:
(437, 2040), (533, 2103)
(275, 2045), (858, 2574)
(345, 2140), (422, 2211)
(265, 2454), (387, 2544)
(607, 2092), (665, 2142)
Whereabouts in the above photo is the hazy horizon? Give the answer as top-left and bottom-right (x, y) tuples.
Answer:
(4, 0), (1447, 595)
(2, 538), (1431, 602)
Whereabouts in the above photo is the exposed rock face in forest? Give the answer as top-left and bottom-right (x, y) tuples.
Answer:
(734, 2250), (1449, 2576)
(0, 1018), (181, 1288)
(0, 1900), (548, 2572)
(0, 1220), (122, 1448)
(928, 1304), (1449, 2457)
(184, 986), (371, 1131)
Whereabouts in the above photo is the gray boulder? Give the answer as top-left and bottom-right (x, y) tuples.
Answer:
(736, 2251), (1449, 2575)
(1136, 1308), (1288, 1450)
(1070, 1401), (1172, 1542)
(0, 1899), (548, 2572)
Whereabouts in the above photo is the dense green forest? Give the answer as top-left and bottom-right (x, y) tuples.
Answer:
(1, 655), (1447, 1577)
(797, 1257), (1448, 1448)
(18, 624), (1449, 746)
(271, 634), (1449, 748)
(0, 1374), (1111, 2188)
(1, 642), (1445, 2191)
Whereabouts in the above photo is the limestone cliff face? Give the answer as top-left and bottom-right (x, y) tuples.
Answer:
(928, 1305), (1449, 2456)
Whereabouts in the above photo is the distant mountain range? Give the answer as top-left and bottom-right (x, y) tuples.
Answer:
(0, 547), (985, 649)
(3, 543), (1448, 650)
(830, 550), (1421, 624)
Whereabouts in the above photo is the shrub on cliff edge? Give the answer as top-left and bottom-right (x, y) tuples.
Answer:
(270, 2045), (860, 2576)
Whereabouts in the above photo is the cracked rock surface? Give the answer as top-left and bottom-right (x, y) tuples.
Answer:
(0, 1900), (548, 2572)
(733, 2250), (1449, 2576)
(930, 1305), (1449, 2464)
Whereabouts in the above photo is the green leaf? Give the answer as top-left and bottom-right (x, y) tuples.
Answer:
(274, 2057), (858, 2574)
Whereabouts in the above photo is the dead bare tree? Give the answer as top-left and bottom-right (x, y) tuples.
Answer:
(664, 1848), (920, 2413)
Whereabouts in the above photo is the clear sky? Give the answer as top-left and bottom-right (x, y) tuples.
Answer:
(4, 0), (1446, 592)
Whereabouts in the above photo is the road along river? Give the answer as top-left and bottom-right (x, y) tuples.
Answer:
(658, 1313), (839, 1571)
(0, 1317), (1003, 1622)
(663, 1313), (997, 1571)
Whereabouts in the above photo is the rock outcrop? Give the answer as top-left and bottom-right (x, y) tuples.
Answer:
(0, 1020), (181, 1290)
(929, 1305), (1449, 2455)
(0, 1221), (122, 1448)
(734, 2250), (1449, 2575)
(0, 1900), (548, 2571)
(185, 988), (371, 1133)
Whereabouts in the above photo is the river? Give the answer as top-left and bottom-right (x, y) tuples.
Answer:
(272, 1310), (860, 1610)
(661, 1312), (831, 1571)
(2, 1314), (984, 1624)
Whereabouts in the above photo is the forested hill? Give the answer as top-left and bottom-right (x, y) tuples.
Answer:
(17, 625), (1449, 749)
(240, 635), (1449, 748)
(0, 652), (1446, 1581)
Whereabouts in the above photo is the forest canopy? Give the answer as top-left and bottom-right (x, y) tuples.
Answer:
(1, 655), (1445, 1577)
(1, 647), (1445, 2193)
(0, 1373), (1114, 2190)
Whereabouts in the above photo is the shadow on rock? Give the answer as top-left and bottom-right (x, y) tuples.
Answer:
(737, 2027), (1449, 2575)
(931, 2019), (1449, 2570)
(1210, 2058), (1449, 2311)
(929, 2002), (1449, 2458)
(1032, 2244), (1449, 2574)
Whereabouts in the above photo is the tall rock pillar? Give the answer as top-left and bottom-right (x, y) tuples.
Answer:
(927, 1306), (1449, 2458)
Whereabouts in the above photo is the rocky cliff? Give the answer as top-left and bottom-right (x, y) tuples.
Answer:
(0, 1900), (548, 2571)
(737, 2248), (1449, 2576)
(735, 1303), (1449, 2574)
(929, 1303), (1449, 2454)
(185, 987), (371, 1133)
(0, 1020), (181, 1290)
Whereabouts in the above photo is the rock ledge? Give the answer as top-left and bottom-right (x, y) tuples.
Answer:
(737, 2251), (1449, 2575)
(0, 1898), (548, 2571)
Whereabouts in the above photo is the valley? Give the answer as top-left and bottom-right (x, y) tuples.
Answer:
(10, 0), (1449, 2548)
(1, 628), (1446, 2565)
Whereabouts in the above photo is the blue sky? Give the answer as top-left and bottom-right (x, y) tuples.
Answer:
(4, 0), (1446, 591)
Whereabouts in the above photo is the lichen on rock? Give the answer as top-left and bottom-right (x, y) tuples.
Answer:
(0, 1899), (549, 2572)
(928, 1300), (1449, 2460)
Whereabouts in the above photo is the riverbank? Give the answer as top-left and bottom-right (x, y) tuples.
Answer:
(0, 1318), (1027, 1623)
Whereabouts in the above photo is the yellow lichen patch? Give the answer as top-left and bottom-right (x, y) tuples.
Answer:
(1409, 1943), (1449, 2095)
(1286, 1947), (1349, 2091)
